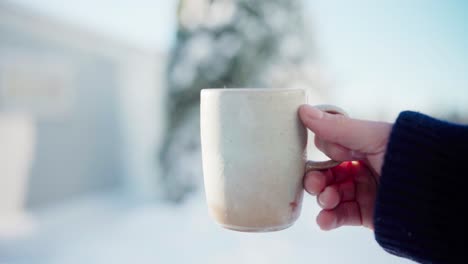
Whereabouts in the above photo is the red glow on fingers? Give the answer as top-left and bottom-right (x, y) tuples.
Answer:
(338, 161), (350, 168)
(337, 161), (356, 169)
(333, 161), (363, 179)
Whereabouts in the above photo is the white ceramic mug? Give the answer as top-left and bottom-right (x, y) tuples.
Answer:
(200, 88), (347, 232)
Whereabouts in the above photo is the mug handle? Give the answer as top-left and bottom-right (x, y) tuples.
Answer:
(305, 104), (349, 171)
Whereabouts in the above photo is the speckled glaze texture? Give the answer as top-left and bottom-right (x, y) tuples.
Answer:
(200, 88), (344, 232)
(200, 88), (307, 232)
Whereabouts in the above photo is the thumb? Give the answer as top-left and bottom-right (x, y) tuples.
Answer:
(298, 105), (391, 154)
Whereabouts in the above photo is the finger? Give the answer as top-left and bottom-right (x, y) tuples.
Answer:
(316, 202), (362, 230)
(304, 161), (357, 196)
(299, 105), (391, 153)
(338, 180), (355, 202)
(330, 161), (356, 183)
(315, 137), (366, 161)
(317, 185), (339, 209)
(332, 161), (360, 182)
(304, 170), (333, 195)
(353, 162), (377, 229)
(317, 180), (355, 209)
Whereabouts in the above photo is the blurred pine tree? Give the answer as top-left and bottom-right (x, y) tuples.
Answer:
(159, 0), (328, 202)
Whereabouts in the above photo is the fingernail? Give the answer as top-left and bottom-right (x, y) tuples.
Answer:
(302, 105), (323, 120)
(318, 194), (325, 207)
(330, 215), (338, 229)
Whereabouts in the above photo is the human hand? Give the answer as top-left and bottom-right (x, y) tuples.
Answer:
(299, 105), (392, 230)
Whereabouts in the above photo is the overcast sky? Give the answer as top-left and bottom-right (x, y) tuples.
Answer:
(6, 0), (468, 118)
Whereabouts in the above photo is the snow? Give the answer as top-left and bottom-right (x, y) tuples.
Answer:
(1, 192), (411, 264)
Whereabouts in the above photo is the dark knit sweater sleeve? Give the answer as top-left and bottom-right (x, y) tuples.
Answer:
(374, 111), (468, 264)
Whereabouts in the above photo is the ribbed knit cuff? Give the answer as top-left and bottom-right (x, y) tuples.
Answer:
(374, 111), (466, 264)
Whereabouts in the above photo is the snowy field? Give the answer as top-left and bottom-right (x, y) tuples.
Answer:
(1, 191), (411, 264)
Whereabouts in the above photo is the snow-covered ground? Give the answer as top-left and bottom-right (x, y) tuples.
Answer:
(0, 191), (411, 264)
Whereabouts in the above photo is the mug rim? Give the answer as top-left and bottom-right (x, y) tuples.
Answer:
(201, 88), (305, 94)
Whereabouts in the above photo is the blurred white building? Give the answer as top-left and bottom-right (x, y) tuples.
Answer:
(0, 3), (166, 214)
